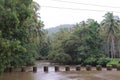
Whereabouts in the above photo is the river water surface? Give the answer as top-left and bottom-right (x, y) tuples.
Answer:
(0, 61), (120, 80)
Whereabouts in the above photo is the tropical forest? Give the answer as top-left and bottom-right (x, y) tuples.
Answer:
(0, 0), (120, 80)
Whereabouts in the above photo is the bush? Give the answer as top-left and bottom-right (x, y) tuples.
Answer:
(54, 53), (72, 64)
(47, 52), (72, 64)
(47, 51), (56, 60)
(107, 58), (120, 68)
(118, 61), (120, 63)
(84, 58), (97, 66)
(97, 58), (110, 67)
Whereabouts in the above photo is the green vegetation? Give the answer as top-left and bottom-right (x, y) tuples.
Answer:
(107, 58), (120, 68)
(0, 0), (44, 73)
(47, 12), (120, 66)
(47, 24), (74, 36)
(1, 0), (120, 74)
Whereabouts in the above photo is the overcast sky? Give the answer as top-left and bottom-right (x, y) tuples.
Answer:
(33, 0), (120, 29)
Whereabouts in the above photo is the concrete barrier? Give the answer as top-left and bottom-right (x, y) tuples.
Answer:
(21, 67), (25, 72)
(55, 66), (59, 72)
(116, 65), (120, 71)
(4, 68), (13, 72)
(5, 65), (119, 73)
(33, 66), (37, 72)
(76, 65), (81, 71)
(106, 65), (112, 71)
(65, 66), (70, 71)
(44, 66), (48, 72)
(96, 65), (102, 71)
(86, 65), (92, 71)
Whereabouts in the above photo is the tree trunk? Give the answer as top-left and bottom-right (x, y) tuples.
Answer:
(118, 40), (120, 58)
(107, 36), (110, 58)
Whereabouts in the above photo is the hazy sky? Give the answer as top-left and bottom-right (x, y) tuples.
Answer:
(34, 0), (120, 28)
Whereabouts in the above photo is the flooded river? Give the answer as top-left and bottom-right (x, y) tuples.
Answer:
(0, 61), (120, 80)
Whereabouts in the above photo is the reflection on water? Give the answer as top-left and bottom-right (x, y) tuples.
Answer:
(0, 61), (120, 80)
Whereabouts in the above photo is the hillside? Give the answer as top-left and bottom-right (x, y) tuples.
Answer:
(46, 24), (74, 35)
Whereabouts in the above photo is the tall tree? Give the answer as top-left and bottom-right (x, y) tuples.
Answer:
(0, 0), (44, 73)
(101, 12), (120, 58)
(62, 19), (102, 64)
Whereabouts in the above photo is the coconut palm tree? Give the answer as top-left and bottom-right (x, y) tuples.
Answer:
(101, 12), (120, 58)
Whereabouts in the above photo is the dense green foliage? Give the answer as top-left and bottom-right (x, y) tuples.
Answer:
(47, 24), (74, 35)
(47, 12), (120, 66)
(37, 31), (51, 60)
(107, 58), (120, 67)
(1, 0), (120, 74)
(0, 0), (44, 73)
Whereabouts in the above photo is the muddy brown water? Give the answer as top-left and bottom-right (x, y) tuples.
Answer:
(0, 61), (120, 80)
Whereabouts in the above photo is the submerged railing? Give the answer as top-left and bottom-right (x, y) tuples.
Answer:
(4, 65), (120, 73)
